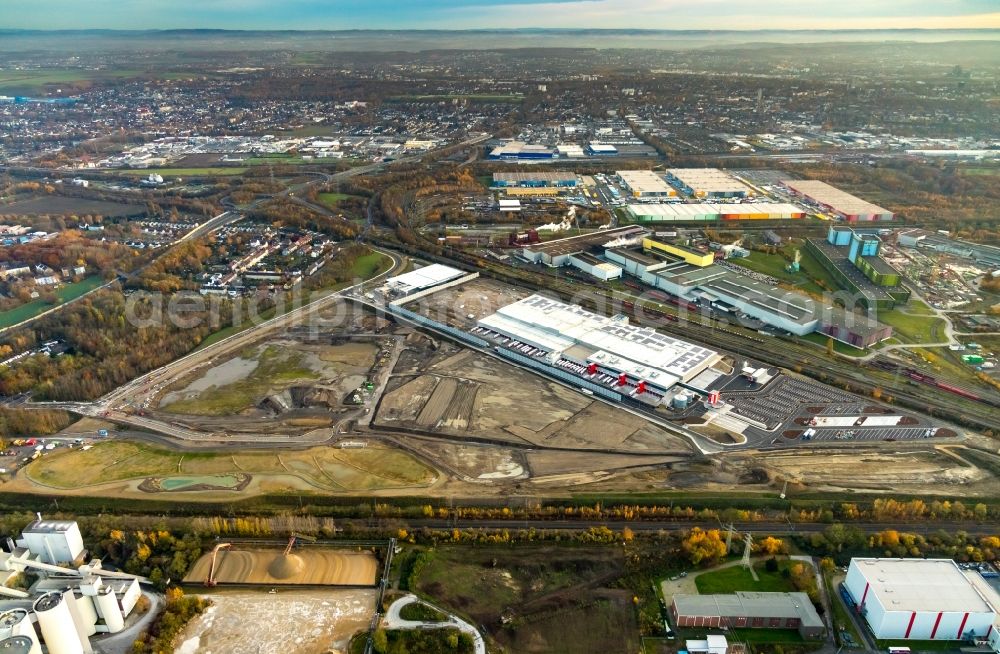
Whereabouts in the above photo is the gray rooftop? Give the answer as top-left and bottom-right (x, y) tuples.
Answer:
(674, 592), (824, 627)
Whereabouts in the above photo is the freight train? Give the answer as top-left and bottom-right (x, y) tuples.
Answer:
(869, 359), (984, 402)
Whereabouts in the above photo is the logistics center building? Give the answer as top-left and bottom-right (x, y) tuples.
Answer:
(617, 170), (677, 198)
(475, 294), (721, 400)
(666, 168), (754, 198)
(781, 180), (893, 222)
(626, 203), (804, 222)
(844, 558), (998, 641)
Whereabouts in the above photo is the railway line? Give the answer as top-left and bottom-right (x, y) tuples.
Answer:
(376, 239), (998, 433)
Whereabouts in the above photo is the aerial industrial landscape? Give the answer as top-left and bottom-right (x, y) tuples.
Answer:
(0, 7), (999, 654)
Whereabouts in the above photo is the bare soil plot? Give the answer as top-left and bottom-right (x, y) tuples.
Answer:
(376, 345), (691, 454)
(174, 589), (376, 654)
(184, 548), (378, 585)
(748, 447), (996, 494)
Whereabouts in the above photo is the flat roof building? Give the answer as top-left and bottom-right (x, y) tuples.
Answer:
(477, 294), (721, 394)
(568, 252), (623, 281)
(672, 592), (825, 639)
(384, 264), (466, 296)
(493, 172), (578, 187)
(617, 170), (676, 198)
(782, 180), (893, 222)
(521, 226), (648, 267)
(627, 203), (804, 222)
(15, 521), (84, 565)
(844, 558), (998, 641)
(666, 168), (754, 198)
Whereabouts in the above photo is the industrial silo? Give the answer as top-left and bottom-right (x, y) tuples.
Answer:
(93, 588), (124, 634)
(31, 593), (85, 654)
(0, 636), (38, 654)
(0, 610), (41, 654)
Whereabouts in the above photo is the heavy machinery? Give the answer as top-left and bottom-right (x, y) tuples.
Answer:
(205, 543), (232, 587)
(283, 532), (316, 556)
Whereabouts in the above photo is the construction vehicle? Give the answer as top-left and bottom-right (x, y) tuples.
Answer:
(205, 542), (232, 587)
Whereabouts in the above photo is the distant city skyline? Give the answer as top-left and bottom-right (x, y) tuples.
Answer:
(3, 0), (1000, 31)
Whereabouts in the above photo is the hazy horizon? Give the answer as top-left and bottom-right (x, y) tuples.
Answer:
(2, 0), (1000, 31)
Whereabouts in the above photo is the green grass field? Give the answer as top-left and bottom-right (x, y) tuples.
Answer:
(0, 276), (106, 329)
(695, 560), (809, 594)
(825, 573), (863, 647)
(23, 440), (436, 492)
(118, 168), (247, 177)
(316, 192), (355, 209)
(875, 308), (946, 344)
(800, 332), (870, 357)
(729, 247), (838, 296)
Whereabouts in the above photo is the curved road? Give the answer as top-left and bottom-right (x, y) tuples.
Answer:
(384, 594), (486, 654)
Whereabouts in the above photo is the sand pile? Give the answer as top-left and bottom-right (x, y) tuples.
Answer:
(268, 553), (306, 579)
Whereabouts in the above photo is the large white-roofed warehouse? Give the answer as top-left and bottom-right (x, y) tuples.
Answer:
(844, 558), (999, 641)
(474, 294), (721, 405)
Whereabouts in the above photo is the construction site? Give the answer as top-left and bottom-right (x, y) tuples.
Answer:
(183, 536), (380, 587)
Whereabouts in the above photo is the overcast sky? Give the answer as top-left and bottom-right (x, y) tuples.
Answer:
(4, 0), (1000, 30)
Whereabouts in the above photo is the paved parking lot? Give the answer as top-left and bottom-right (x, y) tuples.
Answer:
(810, 426), (935, 442)
(723, 375), (858, 429)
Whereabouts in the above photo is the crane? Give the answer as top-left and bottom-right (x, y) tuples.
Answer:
(205, 543), (232, 587)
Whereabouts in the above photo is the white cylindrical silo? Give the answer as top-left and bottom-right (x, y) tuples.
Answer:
(0, 610), (41, 654)
(0, 635), (38, 654)
(93, 589), (124, 634)
(69, 594), (97, 638)
(32, 593), (85, 654)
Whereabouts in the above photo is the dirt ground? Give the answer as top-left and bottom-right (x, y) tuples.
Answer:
(375, 345), (692, 454)
(402, 277), (529, 329)
(174, 589), (376, 654)
(184, 548), (378, 585)
(730, 445), (999, 495)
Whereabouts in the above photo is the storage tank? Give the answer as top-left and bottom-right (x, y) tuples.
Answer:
(0, 636), (37, 654)
(32, 593), (85, 654)
(93, 588), (124, 633)
(672, 392), (690, 410)
(0, 610), (41, 654)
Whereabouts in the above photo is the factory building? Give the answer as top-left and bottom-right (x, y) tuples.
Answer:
(1, 520), (145, 654)
(475, 294), (721, 402)
(642, 238), (715, 267)
(665, 168), (754, 198)
(567, 252), (623, 281)
(15, 521), (84, 565)
(781, 180), (893, 221)
(586, 143), (618, 156)
(520, 226), (648, 267)
(617, 170), (676, 198)
(672, 592), (825, 639)
(805, 226), (909, 310)
(604, 248), (893, 348)
(383, 264), (467, 298)
(487, 141), (555, 160)
(492, 172), (578, 188)
(844, 559), (998, 641)
(626, 203), (804, 222)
